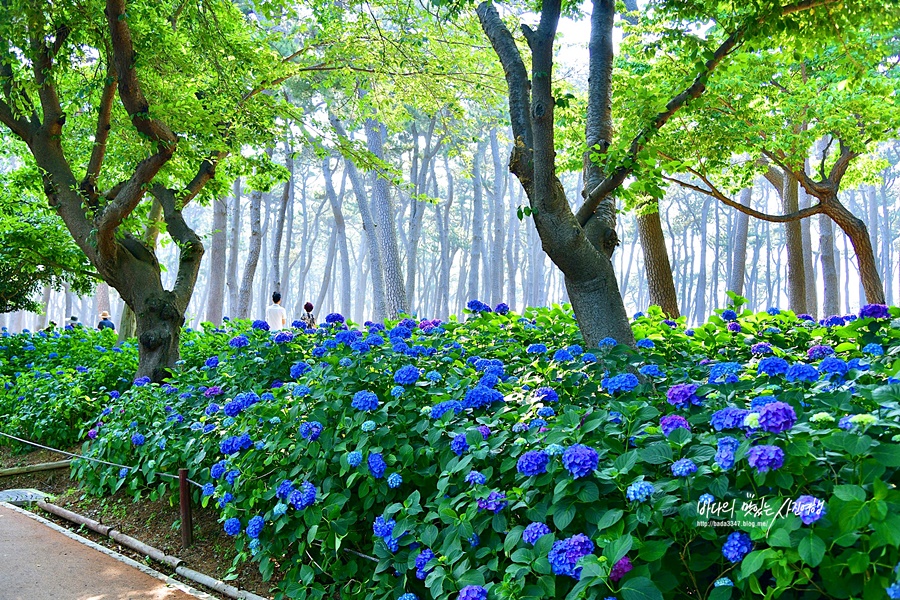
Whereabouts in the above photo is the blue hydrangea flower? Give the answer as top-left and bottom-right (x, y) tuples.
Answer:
(347, 451), (363, 467)
(603, 373), (639, 395)
(710, 407), (750, 431)
(537, 406), (555, 418)
(431, 400), (462, 419)
(819, 357), (848, 379)
(373, 515), (395, 538)
(582, 352), (597, 363)
(671, 458), (697, 477)
(722, 309), (738, 321)
(390, 385), (405, 397)
(415, 548), (435, 580)
(462, 385), (503, 410)
(351, 390), (379, 412)
(246, 515), (265, 539)
(562, 444), (598, 479)
(223, 517), (241, 536)
(118, 467), (129, 478)
(715, 437), (740, 470)
(368, 453), (386, 478)
(751, 342), (773, 355)
(598, 337), (617, 347)
(218, 492), (234, 508)
(626, 481), (655, 502)
(229, 335), (249, 349)
(526, 343), (547, 354)
(465, 471), (486, 486)
(451, 433), (469, 456)
(758, 356), (789, 377)
(553, 348), (573, 361)
(325, 313), (345, 324)
(426, 370), (442, 381)
(299, 421), (323, 441)
(786, 362), (818, 382)
(533, 387), (559, 403)
(131, 433), (145, 446)
(636, 338), (655, 349)
(394, 365), (420, 385)
(361, 420), (376, 432)
(387, 473), (402, 488)
(523, 522), (551, 545)
(517, 450), (549, 477)
(722, 531), (752, 563)
(458, 586), (488, 600)
(639, 364), (664, 377)
(202, 483), (215, 497)
(714, 577), (734, 587)
(699, 493), (715, 504)
(547, 534), (594, 579)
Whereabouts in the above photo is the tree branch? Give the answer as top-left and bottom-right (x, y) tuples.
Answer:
(476, 2), (533, 156)
(151, 183), (204, 309)
(575, 0), (839, 227)
(105, 0), (178, 150)
(662, 174), (824, 222)
(30, 25), (68, 137)
(82, 60), (118, 204)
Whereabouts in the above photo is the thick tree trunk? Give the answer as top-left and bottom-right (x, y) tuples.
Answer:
(825, 198), (885, 305)
(205, 193), (228, 325)
(782, 172), (807, 313)
(818, 210), (840, 316)
(365, 118), (408, 318)
(237, 187), (263, 319)
(315, 227), (338, 312)
(637, 202), (679, 317)
(728, 187), (752, 301)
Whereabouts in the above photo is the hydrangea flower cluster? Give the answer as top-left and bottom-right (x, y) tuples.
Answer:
(746, 445), (785, 473)
(666, 383), (700, 408)
(517, 450), (549, 477)
(562, 444), (598, 479)
(603, 373), (639, 394)
(757, 401), (797, 433)
(660, 414), (691, 437)
(548, 533), (594, 579)
(722, 531), (752, 563)
(351, 390), (379, 411)
(523, 522), (551, 545)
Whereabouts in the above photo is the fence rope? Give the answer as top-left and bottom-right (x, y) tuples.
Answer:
(0, 431), (204, 489)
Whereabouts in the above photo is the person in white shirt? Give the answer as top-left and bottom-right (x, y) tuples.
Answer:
(265, 291), (287, 331)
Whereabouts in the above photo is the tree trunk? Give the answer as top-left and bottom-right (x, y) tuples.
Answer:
(799, 162), (817, 317)
(315, 226), (338, 312)
(324, 157), (352, 318)
(825, 197), (885, 305)
(636, 202), (679, 317)
(272, 139), (293, 295)
(782, 172), (807, 313)
(365, 118), (408, 318)
(226, 178), (242, 318)
(489, 129), (506, 306)
(468, 141), (487, 304)
(237, 187), (263, 319)
(728, 187), (752, 300)
(205, 193), (228, 325)
(692, 197), (710, 324)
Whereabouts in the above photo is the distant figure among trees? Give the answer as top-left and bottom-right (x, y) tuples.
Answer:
(266, 292), (288, 331)
(299, 302), (316, 329)
(97, 311), (115, 331)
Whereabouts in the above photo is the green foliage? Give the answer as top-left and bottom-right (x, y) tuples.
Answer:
(0, 174), (95, 313)
(3, 304), (900, 599)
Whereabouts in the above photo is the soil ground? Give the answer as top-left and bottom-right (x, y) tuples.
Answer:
(0, 446), (275, 598)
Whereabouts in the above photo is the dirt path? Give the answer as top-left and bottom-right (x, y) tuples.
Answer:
(0, 503), (214, 600)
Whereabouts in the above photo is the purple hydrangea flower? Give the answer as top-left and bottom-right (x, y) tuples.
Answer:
(465, 471), (486, 486)
(711, 407), (750, 431)
(807, 345), (834, 361)
(523, 522), (551, 545)
(860, 304), (889, 319)
(451, 433), (469, 456)
(667, 383), (700, 408)
(792, 495), (826, 525)
(746, 445), (785, 473)
(727, 322), (742, 333)
(547, 533), (594, 579)
(660, 414), (691, 437)
(562, 444), (599, 479)
(458, 586), (488, 600)
(477, 491), (507, 513)
(610, 556), (633, 582)
(715, 437), (740, 470)
(758, 402), (797, 434)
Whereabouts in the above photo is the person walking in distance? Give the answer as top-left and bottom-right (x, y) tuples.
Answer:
(97, 311), (115, 330)
(300, 302), (316, 329)
(266, 292), (287, 331)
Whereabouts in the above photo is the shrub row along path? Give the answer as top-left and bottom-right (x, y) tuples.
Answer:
(0, 502), (204, 600)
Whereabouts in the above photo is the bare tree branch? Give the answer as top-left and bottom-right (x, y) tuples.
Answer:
(151, 183), (204, 308)
(82, 60), (118, 203)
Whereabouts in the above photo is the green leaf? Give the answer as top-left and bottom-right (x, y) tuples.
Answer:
(741, 550), (769, 579)
(832, 484), (865, 502)
(798, 533), (825, 567)
(639, 443), (673, 465)
(596, 509), (624, 531)
(603, 534), (633, 565)
(620, 576), (663, 600)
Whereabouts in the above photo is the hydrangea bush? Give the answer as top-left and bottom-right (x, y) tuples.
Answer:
(2, 301), (900, 600)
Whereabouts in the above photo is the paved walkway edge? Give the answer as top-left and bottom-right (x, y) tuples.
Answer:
(0, 501), (220, 600)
